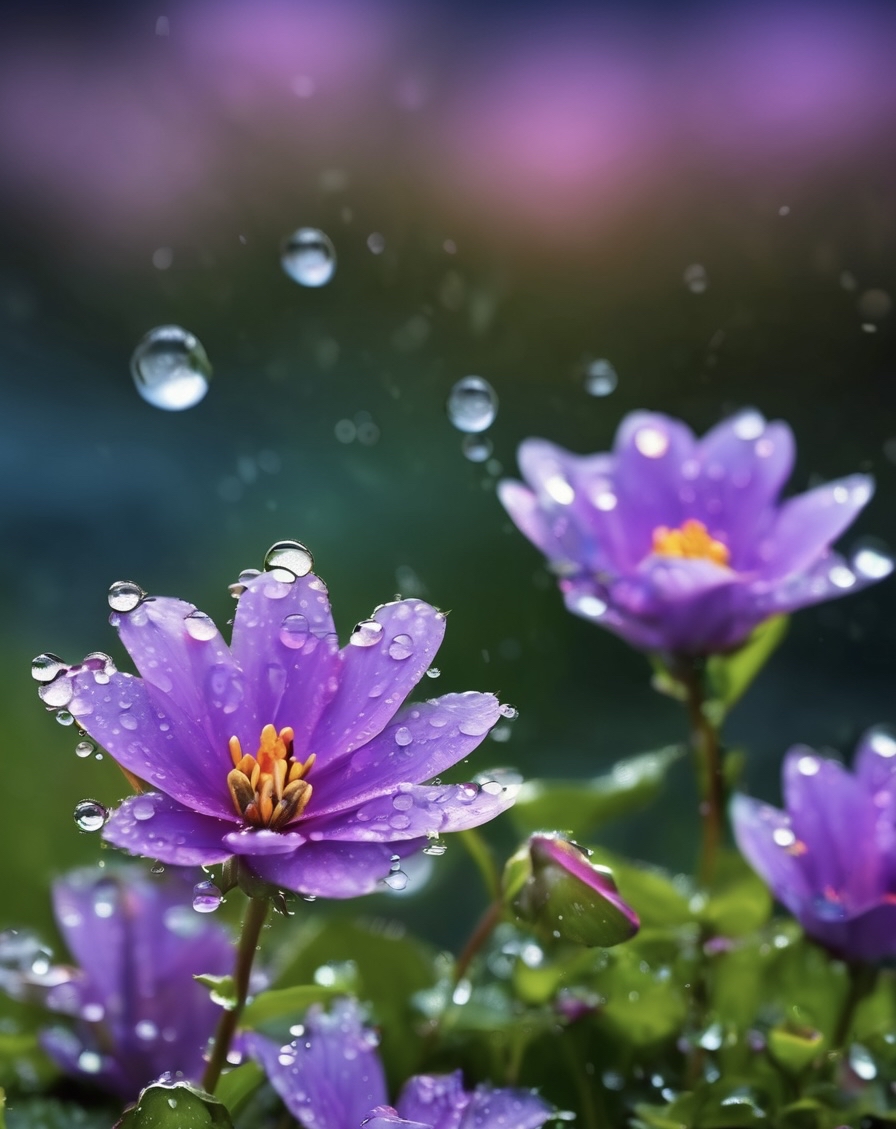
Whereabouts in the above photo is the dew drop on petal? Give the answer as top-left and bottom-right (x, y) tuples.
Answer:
(425, 667), (441, 678)
(130, 325), (212, 411)
(77, 1050), (103, 1074)
(108, 581), (146, 613)
(75, 740), (95, 758)
(184, 610), (218, 641)
(192, 880), (223, 913)
(828, 564), (856, 589)
(74, 800), (108, 833)
(446, 375), (498, 433)
(852, 544), (894, 581)
(461, 433), (493, 462)
(388, 633), (414, 660)
(133, 797), (156, 821)
(55, 710), (75, 726)
(264, 540), (314, 581)
(135, 1019), (159, 1042)
(350, 619), (384, 647)
(31, 653), (66, 683)
(634, 426), (670, 458)
(582, 358), (618, 397)
(732, 409), (766, 441)
(395, 726), (413, 747)
(797, 755), (820, 776)
(281, 228), (336, 287)
(499, 704), (518, 720)
(571, 593), (608, 619)
(229, 568), (261, 598)
(544, 474), (575, 505)
(383, 870), (409, 891)
(39, 678), (74, 709)
(772, 827), (795, 848)
(423, 840), (447, 856)
(280, 613), (310, 650)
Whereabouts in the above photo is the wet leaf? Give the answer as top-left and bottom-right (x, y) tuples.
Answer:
(114, 1082), (232, 1129)
(705, 616), (788, 712)
(214, 1061), (265, 1119)
(194, 973), (237, 1011)
(242, 983), (339, 1026)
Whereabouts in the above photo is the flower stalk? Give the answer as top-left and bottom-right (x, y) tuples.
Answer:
(678, 659), (725, 888)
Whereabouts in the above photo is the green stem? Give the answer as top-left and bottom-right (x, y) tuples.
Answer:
(831, 962), (878, 1054)
(202, 895), (270, 1094)
(679, 660), (724, 888)
(454, 899), (503, 983)
(458, 828), (501, 902)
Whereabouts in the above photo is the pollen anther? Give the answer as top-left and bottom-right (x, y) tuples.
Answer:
(226, 724), (314, 830)
(651, 519), (730, 567)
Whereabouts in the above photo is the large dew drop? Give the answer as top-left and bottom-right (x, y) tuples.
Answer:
(73, 799), (108, 833)
(130, 325), (212, 411)
(31, 653), (66, 683)
(108, 580), (146, 613)
(264, 540), (314, 582)
(446, 376), (498, 433)
(281, 228), (336, 287)
(192, 880), (223, 913)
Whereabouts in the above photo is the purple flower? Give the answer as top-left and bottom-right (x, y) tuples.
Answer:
(0, 867), (231, 1100)
(498, 410), (887, 656)
(41, 568), (516, 897)
(732, 728), (896, 962)
(244, 998), (554, 1129)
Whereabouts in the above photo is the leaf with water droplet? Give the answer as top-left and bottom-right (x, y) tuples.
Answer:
(113, 1081), (234, 1128)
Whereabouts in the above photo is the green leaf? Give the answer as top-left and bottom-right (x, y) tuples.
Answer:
(0, 1089), (6, 1129)
(194, 974), (237, 1011)
(705, 616), (788, 712)
(214, 1061), (265, 1118)
(6, 1099), (118, 1129)
(510, 746), (684, 836)
(114, 1082), (233, 1129)
(585, 849), (693, 930)
(242, 983), (339, 1026)
(700, 850), (772, 937)
(767, 1023), (825, 1074)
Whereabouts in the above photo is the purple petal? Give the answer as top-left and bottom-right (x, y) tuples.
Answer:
(223, 828), (305, 856)
(245, 1000), (387, 1129)
(823, 901), (896, 963)
(40, 1027), (128, 1097)
(247, 838), (426, 898)
(312, 600), (447, 767)
(730, 794), (815, 918)
(853, 726), (896, 884)
(782, 748), (881, 910)
(364, 1108), (429, 1129)
(50, 872), (130, 1018)
(104, 792), (235, 866)
(67, 669), (233, 819)
(310, 693), (502, 813)
(759, 475), (874, 579)
(496, 479), (564, 562)
(231, 572), (341, 761)
(397, 1071), (468, 1129)
(305, 780), (517, 843)
(460, 1085), (554, 1129)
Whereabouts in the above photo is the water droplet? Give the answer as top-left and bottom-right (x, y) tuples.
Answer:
(81, 1002), (104, 1022)
(499, 704), (518, 720)
(446, 375), (498, 433)
(192, 880), (223, 913)
(367, 232), (386, 254)
(866, 727), (896, 759)
(108, 581), (145, 613)
(797, 755), (820, 776)
(732, 409), (766, 441)
(229, 568), (261, 598)
(461, 434), (493, 462)
(264, 540), (314, 581)
(634, 425), (670, 458)
(135, 1019), (158, 1041)
(683, 263), (708, 294)
(394, 726), (413, 747)
(39, 678), (73, 709)
(544, 474), (575, 505)
(425, 666), (441, 678)
(75, 740), (95, 758)
(849, 1043), (877, 1080)
(281, 227), (336, 287)
(77, 1050), (103, 1074)
(828, 564), (856, 589)
(55, 710), (75, 726)
(31, 653), (66, 683)
(852, 543), (894, 581)
(383, 870), (409, 891)
(277, 613), (309, 651)
(74, 800), (108, 833)
(182, 610), (217, 642)
(388, 633), (414, 660)
(130, 325), (212, 410)
(772, 827), (795, 848)
(350, 619), (384, 647)
(132, 797), (156, 821)
(582, 358), (618, 397)
(570, 593), (607, 619)
(423, 840), (447, 856)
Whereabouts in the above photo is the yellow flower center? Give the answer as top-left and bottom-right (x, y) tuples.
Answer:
(227, 723), (315, 830)
(651, 519), (730, 567)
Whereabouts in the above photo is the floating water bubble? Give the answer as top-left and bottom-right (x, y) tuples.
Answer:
(108, 581), (145, 613)
(582, 359), (618, 397)
(281, 228), (336, 287)
(461, 434), (493, 463)
(31, 653), (66, 683)
(74, 800), (108, 833)
(264, 540), (314, 582)
(184, 610), (218, 641)
(75, 740), (95, 759)
(192, 880), (223, 913)
(683, 263), (708, 294)
(130, 325), (212, 411)
(350, 619), (384, 647)
(446, 376), (498, 433)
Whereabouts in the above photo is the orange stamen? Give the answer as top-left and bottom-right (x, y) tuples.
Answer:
(651, 519), (730, 567)
(226, 725), (313, 830)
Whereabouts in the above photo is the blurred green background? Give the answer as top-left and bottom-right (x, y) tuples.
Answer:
(1, 0), (895, 954)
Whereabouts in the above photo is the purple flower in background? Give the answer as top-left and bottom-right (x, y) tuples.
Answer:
(244, 998), (554, 1129)
(732, 728), (896, 962)
(498, 410), (888, 656)
(0, 867), (231, 1100)
(38, 564), (515, 897)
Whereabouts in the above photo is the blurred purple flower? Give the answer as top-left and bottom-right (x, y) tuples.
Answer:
(0, 867), (231, 1100)
(732, 728), (896, 962)
(244, 998), (554, 1129)
(498, 409), (888, 656)
(42, 569), (515, 897)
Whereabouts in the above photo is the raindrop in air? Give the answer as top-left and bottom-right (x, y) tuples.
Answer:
(192, 880), (223, 913)
(281, 228), (336, 287)
(184, 610), (218, 641)
(461, 434), (493, 463)
(31, 653), (66, 683)
(264, 540), (314, 581)
(108, 581), (145, 613)
(683, 264), (708, 294)
(74, 800), (108, 833)
(582, 359), (618, 397)
(446, 376), (498, 433)
(130, 325), (212, 411)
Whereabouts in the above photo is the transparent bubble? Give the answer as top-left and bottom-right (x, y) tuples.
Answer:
(55, 710), (75, 726)
(461, 434), (493, 463)
(73, 800), (108, 833)
(582, 359), (618, 397)
(184, 610), (218, 641)
(75, 740), (95, 758)
(130, 325), (212, 411)
(31, 653), (66, 683)
(281, 228), (336, 287)
(683, 263), (708, 294)
(192, 880), (223, 913)
(264, 540), (314, 581)
(108, 581), (146, 613)
(446, 376), (498, 433)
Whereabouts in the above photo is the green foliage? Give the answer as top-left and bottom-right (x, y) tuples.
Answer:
(5, 1099), (115, 1129)
(214, 1063), (266, 1120)
(113, 1083), (233, 1129)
